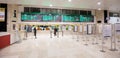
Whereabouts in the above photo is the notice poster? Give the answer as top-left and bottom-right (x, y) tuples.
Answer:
(102, 25), (112, 37)
(0, 8), (5, 22)
(115, 23), (120, 34)
(109, 17), (120, 24)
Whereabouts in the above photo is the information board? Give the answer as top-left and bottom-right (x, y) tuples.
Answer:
(115, 23), (120, 34)
(102, 25), (112, 37)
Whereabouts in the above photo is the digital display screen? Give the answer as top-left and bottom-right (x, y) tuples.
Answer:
(0, 8), (5, 22)
(21, 12), (94, 22)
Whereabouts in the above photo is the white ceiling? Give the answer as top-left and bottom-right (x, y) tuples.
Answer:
(0, 0), (120, 12)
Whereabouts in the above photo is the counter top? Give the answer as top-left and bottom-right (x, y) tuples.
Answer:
(0, 32), (10, 37)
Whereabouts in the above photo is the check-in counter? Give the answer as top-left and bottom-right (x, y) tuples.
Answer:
(0, 32), (10, 49)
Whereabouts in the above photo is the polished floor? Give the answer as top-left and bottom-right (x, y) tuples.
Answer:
(0, 31), (120, 58)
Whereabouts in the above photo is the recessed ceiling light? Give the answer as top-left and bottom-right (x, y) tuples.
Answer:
(68, 0), (72, 2)
(97, 2), (101, 5)
(49, 4), (53, 7)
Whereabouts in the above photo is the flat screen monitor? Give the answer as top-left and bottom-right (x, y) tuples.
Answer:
(0, 8), (5, 22)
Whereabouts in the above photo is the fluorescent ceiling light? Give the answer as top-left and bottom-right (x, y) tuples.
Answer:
(68, 0), (72, 2)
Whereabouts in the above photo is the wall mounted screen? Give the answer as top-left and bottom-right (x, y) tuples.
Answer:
(21, 7), (94, 22)
(0, 8), (5, 22)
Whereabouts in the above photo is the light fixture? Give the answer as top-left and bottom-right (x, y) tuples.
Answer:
(49, 4), (53, 7)
(97, 2), (101, 5)
(68, 0), (72, 2)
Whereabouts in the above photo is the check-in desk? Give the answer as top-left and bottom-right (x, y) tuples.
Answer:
(0, 32), (10, 49)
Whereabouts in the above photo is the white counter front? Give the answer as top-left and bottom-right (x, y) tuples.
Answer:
(0, 32), (10, 37)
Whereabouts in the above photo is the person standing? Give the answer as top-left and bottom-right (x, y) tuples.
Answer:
(54, 27), (58, 36)
(24, 25), (28, 39)
(33, 26), (37, 39)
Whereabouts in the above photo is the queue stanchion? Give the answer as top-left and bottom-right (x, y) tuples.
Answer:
(100, 36), (106, 52)
(57, 31), (59, 38)
(95, 35), (99, 44)
(110, 24), (118, 51)
(72, 31), (74, 39)
(114, 23), (119, 51)
(101, 24), (113, 52)
(109, 36), (118, 51)
(62, 31), (63, 37)
(94, 31), (98, 44)
(117, 35), (120, 42)
(50, 31), (52, 38)
(82, 32), (85, 41)
(118, 37), (120, 42)
(24, 30), (25, 39)
(73, 31), (75, 39)
(113, 35), (118, 51)
(109, 36), (114, 51)
(84, 31), (88, 46)
(15, 29), (21, 43)
(76, 32), (79, 42)
(84, 35), (88, 46)
(92, 35), (95, 45)
(23, 30), (27, 40)
(82, 35), (85, 41)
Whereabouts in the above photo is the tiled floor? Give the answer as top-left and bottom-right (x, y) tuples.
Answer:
(0, 31), (120, 58)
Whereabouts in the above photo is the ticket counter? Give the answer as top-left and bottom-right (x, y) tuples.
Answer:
(0, 32), (10, 49)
